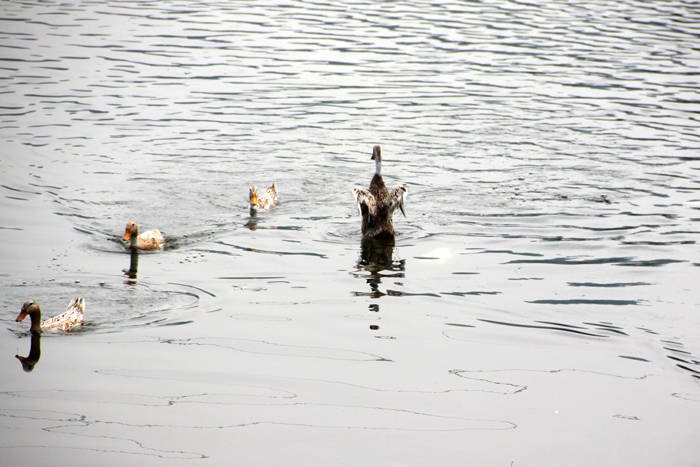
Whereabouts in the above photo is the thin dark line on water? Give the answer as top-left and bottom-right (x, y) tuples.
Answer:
(527, 299), (639, 306)
(442, 291), (501, 296)
(444, 323), (475, 328)
(617, 259), (685, 267)
(478, 319), (607, 337)
(218, 276), (285, 280)
(452, 368), (649, 381)
(506, 257), (685, 267)
(534, 320), (588, 330)
(160, 337), (391, 362)
(168, 282), (216, 298)
(1, 184), (41, 195)
(216, 240), (327, 258)
(568, 282), (651, 287)
(619, 355), (650, 362)
(506, 256), (634, 265)
(479, 249), (543, 257)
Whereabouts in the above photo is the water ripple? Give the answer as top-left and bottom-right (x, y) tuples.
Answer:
(1, 1), (699, 461)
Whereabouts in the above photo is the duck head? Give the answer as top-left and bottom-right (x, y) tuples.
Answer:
(371, 145), (382, 175)
(249, 186), (259, 211)
(122, 221), (138, 243)
(16, 300), (42, 333)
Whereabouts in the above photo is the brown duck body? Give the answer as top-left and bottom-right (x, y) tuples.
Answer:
(354, 145), (406, 239)
(362, 173), (395, 238)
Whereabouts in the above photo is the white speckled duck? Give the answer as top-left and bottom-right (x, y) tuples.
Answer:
(249, 183), (278, 212)
(16, 297), (85, 332)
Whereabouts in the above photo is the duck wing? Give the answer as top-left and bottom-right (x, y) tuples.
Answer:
(388, 185), (407, 216)
(352, 187), (377, 216)
(41, 297), (85, 331)
(137, 229), (164, 250)
(250, 183), (278, 210)
(264, 183), (278, 205)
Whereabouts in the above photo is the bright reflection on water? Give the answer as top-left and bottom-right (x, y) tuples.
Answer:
(0, 1), (699, 465)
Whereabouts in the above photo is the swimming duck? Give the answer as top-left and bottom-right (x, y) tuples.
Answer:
(122, 221), (164, 250)
(15, 297), (85, 333)
(353, 145), (406, 239)
(249, 183), (278, 212)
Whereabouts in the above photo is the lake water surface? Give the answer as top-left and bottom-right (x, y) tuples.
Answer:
(1, 1), (699, 465)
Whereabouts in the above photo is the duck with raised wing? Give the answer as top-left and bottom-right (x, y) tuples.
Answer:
(353, 145), (406, 239)
(122, 221), (164, 250)
(249, 183), (278, 212)
(15, 297), (85, 333)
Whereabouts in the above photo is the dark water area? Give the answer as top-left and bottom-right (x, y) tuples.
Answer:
(1, 1), (699, 465)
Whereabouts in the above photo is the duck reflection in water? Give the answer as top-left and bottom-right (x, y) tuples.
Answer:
(245, 211), (259, 231)
(15, 332), (41, 373)
(122, 245), (139, 280)
(353, 236), (405, 298)
(245, 211), (281, 232)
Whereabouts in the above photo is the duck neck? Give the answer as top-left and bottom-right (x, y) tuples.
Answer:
(375, 157), (382, 176)
(29, 310), (42, 333)
(129, 226), (139, 250)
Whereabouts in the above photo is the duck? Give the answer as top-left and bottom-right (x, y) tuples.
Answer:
(353, 145), (406, 239)
(249, 183), (278, 212)
(15, 297), (85, 333)
(122, 221), (165, 250)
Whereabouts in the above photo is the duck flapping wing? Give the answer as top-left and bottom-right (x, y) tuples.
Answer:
(388, 185), (407, 216)
(353, 187), (377, 216)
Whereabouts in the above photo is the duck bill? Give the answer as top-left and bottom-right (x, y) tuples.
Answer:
(399, 204), (406, 217)
(122, 230), (132, 241)
(15, 310), (28, 322)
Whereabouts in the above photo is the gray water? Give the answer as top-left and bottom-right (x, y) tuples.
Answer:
(1, 1), (699, 465)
